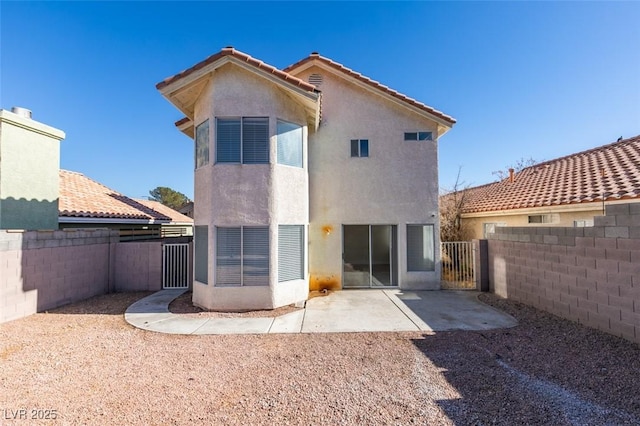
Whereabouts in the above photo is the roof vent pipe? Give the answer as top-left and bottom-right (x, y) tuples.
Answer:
(508, 168), (515, 183)
(11, 107), (32, 119)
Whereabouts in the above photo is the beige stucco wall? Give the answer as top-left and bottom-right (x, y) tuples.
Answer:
(292, 66), (442, 290)
(0, 109), (65, 230)
(462, 200), (639, 239)
(192, 64), (309, 310)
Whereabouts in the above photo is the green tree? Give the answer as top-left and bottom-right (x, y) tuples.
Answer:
(148, 187), (191, 210)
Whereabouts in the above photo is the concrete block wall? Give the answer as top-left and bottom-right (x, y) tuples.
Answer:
(0, 229), (117, 323)
(1, 230), (184, 324)
(487, 203), (640, 344)
(113, 241), (163, 291)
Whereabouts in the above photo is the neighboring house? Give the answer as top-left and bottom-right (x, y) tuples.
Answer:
(0, 107), (65, 230)
(179, 201), (194, 218)
(157, 47), (456, 310)
(446, 135), (640, 239)
(59, 170), (193, 240)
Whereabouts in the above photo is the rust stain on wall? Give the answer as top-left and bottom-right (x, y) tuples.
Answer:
(309, 274), (341, 292)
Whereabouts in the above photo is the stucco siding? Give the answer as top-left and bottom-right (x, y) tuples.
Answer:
(192, 63), (310, 309)
(297, 66), (441, 289)
(0, 110), (64, 230)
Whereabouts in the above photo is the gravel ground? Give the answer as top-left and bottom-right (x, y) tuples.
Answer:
(1, 291), (639, 425)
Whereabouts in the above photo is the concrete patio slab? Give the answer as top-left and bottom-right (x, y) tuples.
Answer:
(124, 289), (517, 335)
(301, 290), (420, 333)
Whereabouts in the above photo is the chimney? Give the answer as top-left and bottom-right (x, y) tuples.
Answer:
(508, 168), (515, 183)
(11, 106), (32, 119)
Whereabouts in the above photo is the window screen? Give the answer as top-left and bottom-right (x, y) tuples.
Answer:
(195, 120), (209, 168)
(278, 225), (304, 282)
(216, 118), (241, 163)
(215, 226), (269, 286)
(407, 224), (435, 271)
(242, 117), (269, 164)
(277, 120), (303, 167)
(194, 225), (208, 284)
(216, 227), (241, 286)
(242, 227), (270, 286)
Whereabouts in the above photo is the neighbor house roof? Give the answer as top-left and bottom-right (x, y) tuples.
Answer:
(59, 170), (175, 222)
(135, 199), (193, 224)
(284, 53), (456, 127)
(451, 135), (640, 214)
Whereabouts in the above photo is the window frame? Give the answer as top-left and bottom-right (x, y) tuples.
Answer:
(278, 225), (305, 282)
(350, 139), (369, 158)
(215, 226), (270, 287)
(404, 131), (433, 141)
(276, 119), (303, 168)
(215, 117), (269, 164)
(406, 224), (436, 272)
(195, 119), (210, 169)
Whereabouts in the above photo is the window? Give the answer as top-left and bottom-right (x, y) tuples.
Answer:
(407, 224), (435, 271)
(528, 214), (557, 224)
(350, 139), (369, 157)
(574, 220), (593, 227)
(195, 120), (209, 168)
(216, 226), (269, 286)
(194, 226), (208, 284)
(277, 120), (303, 168)
(278, 225), (304, 282)
(216, 117), (269, 164)
(404, 131), (433, 141)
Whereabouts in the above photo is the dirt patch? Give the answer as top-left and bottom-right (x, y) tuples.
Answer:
(1, 291), (639, 425)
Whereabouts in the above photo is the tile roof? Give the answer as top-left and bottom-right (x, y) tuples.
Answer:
(156, 47), (319, 93)
(59, 170), (174, 221)
(135, 199), (193, 223)
(284, 53), (456, 126)
(453, 135), (640, 214)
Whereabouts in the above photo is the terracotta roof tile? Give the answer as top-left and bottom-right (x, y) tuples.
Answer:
(135, 199), (193, 223)
(59, 170), (172, 221)
(284, 53), (456, 126)
(156, 47), (319, 94)
(451, 135), (640, 214)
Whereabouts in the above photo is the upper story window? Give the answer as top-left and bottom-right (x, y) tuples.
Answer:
(195, 119), (210, 168)
(404, 131), (433, 141)
(216, 117), (269, 164)
(277, 120), (303, 168)
(350, 139), (369, 158)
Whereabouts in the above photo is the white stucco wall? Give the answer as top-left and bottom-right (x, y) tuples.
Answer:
(192, 64), (310, 310)
(293, 66), (442, 290)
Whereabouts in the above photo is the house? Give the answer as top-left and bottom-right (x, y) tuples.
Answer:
(0, 107), (65, 230)
(59, 170), (193, 240)
(447, 135), (640, 239)
(157, 47), (456, 310)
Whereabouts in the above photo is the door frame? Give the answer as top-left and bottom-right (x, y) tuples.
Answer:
(342, 224), (398, 288)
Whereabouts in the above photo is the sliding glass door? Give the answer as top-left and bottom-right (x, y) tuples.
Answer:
(343, 225), (397, 288)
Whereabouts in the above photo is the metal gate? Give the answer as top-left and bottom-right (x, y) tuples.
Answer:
(441, 241), (476, 290)
(162, 243), (190, 289)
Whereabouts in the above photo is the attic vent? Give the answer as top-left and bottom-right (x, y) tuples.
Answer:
(308, 73), (323, 87)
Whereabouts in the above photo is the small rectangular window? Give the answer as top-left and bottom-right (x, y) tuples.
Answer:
(277, 120), (303, 168)
(407, 224), (435, 271)
(216, 118), (241, 163)
(404, 131), (433, 141)
(350, 139), (369, 157)
(528, 214), (556, 224)
(195, 120), (210, 168)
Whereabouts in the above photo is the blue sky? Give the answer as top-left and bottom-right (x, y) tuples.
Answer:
(2, 1), (639, 200)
